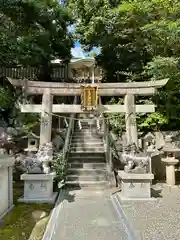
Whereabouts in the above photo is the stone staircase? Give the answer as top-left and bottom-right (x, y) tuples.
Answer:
(66, 119), (108, 189)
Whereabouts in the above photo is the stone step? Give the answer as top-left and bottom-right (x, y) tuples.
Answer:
(66, 181), (108, 189)
(70, 142), (104, 147)
(73, 130), (102, 133)
(67, 174), (107, 182)
(70, 142), (104, 146)
(71, 138), (103, 143)
(75, 124), (98, 127)
(74, 130), (102, 133)
(74, 127), (99, 131)
(72, 134), (102, 138)
(75, 128), (100, 131)
(70, 147), (105, 152)
(74, 129), (104, 135)
(72, 134), (103, 139)
(75, 121), (97, 124)
(68, 168), (107, 176)
(74, 129), (102, 133)
(74, 128), (101, 131)
(68, 156), (105, 163)
(68, 162), (106, 169)
(70, 149), (105, 153)
(68, 152), (105, 158)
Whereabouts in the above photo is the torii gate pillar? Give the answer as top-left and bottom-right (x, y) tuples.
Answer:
(124, 94), (138, 147)
(40, 89), (53, 146)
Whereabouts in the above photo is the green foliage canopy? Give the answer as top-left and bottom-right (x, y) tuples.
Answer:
(0, 0), (74, 127)
(0, 0), (73, 67)
(67, 0), (180, 131)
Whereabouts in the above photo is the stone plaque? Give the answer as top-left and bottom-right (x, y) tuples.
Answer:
(41, 182), (47, 190)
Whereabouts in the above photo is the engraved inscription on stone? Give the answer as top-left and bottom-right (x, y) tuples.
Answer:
(130, 114), (136, 126)
(40, 182), (47, 190)
(141, 183), (145, 188)
(129, 181), (135, 188)
(42, 119), (49, 128)
(29, 183), (34, 190)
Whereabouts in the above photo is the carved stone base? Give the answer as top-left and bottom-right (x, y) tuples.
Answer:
(118, 171), (154, 200)
(18, 173), (57, 203)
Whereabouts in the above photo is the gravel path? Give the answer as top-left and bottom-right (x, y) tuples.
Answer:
(120, 183), (180, 240)
(51, 188), (130, 240)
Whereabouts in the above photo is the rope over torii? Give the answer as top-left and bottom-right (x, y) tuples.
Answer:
(7, 77), (169, 147)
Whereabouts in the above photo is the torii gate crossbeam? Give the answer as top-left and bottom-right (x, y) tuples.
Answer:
(7, 78), (168, 147)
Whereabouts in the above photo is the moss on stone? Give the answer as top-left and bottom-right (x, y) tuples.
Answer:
(0, 182), (54, 240)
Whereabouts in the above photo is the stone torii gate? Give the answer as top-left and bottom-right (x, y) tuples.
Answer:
(8, 78), (168, 147)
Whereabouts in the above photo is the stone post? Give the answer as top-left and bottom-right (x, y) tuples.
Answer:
(8, 166), (13, 209)
(0, 156), (15, 219)
(162, 157), (179, 185)
(161, 136), (180, 186)
(40, 89), (53, 146)
(124, 94), (138, 147)
(166, 164), (176, 185)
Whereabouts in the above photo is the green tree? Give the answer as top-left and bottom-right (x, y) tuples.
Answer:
(67, 0), (180, 131)
(0, 0), (73, 127)
(0, 0), (73, 67)
(67, 0), (150, 82)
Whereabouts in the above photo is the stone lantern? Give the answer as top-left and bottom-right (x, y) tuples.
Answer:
(161, 135), (180, 186)
(24, 132), (39, 152)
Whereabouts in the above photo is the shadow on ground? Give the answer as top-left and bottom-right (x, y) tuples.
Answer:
(151, 188), (162, 198)
(59, 185), (82, 203)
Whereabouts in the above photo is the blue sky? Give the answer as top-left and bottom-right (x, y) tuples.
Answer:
(68, 25), (101, 58)
(74, 42), (81, 47)
(71, 44), (101, 58)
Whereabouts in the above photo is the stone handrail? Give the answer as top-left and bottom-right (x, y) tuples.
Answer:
(104, 121), (112, 173)
(99, 97), (123, 173)
(108, 131), (121, 161)
(62, 96), (77, 159)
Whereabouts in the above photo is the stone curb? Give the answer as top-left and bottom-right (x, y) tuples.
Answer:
(42, 189), (66, 240)
(0, 205), (14, 222)
(110, 194), (140, 240)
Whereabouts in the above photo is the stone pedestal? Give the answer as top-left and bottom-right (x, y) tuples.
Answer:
(18, 172), (57, 203)
(161, 157), (179, 185)
(0, 156), (15, 219)
(118, 171), (154, 200)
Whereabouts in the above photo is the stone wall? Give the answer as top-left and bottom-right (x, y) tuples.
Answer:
(120, 131), (180, 148)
